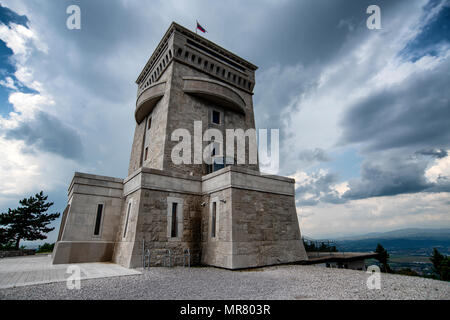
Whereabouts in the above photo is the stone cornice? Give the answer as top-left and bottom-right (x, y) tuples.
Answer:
(136, 22), (258, 84)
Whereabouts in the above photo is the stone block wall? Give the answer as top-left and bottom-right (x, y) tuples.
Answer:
(230, 188), (307, 268)
(113, 169), (204, 268)
(52, 173), (124, 265)
(200, 188), (233, 268)
(129, 64), (173, 176)
(162, 61), (259, 177)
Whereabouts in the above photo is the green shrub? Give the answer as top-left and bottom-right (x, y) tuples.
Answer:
(36, 242), (55, 253)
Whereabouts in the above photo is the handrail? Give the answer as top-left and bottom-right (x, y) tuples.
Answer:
(183, 248), (191, 268)
(164, 249), (172, 268)
(144, 249), (151, 269)
(142, 239), (146, 268)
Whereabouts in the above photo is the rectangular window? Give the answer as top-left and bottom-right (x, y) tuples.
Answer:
(147, 117), (152, 130)
(211, 202), (217, 238)
(144, 147), (149, 161)
(171, 203), (178, 238)
(123, 202), (131, 238)
(93, 204), (103, 236)
(212, 110), (220, 124)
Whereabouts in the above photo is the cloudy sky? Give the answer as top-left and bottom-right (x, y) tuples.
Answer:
(0, 0), (449, 243)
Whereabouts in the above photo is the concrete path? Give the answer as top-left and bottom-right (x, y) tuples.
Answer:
(0, 255), (141, 289)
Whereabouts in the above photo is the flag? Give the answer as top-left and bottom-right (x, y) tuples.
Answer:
(196, 21), (207, 33)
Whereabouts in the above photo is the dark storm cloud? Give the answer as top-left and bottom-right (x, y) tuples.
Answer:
(240, 0), (406, 67)
(295, 170), (344, 206)
(0, 3), (28, 26)
(340, 59), (450, 153)
(13, 0), (169, 103)
(2, 0), (448, 208)
(343, 151), (450, 200)
(293, 0), (450, 204)
(336, 58), (450, 200)
(416, 149), (448, 159)
(298, 148), (331, 163)
(342, 157), (432, 200)
(251, 0), (399, 131)
(400, 0), (450, 62)
(4, 111), (83, 160)
(249, 0), (414, 175)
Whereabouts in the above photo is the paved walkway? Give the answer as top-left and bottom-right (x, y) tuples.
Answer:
(1, 264), (448, 300)
(0, 255), (141, 289)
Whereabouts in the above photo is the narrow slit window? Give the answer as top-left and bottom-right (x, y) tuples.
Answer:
(212, 110), (221, 125)
(171, 203), (178, 238)
(144, 147), (149, 161)
(93, 204), (103, 236)
(123, 202), (131, 238)
(211, 202), (217, 238)
(147, 117), (152, 130)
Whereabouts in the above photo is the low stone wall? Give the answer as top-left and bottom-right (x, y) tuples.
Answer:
(0, 249), (36, 258)
(52, 241), (114, 264)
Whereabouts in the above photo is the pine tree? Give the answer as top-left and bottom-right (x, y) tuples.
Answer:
(0, 227), (14, 249)
(430, 248), (450, 281)
(430, 248), (444, 274)
(0, 191), (60, 249)
(375, 243), (391, 273)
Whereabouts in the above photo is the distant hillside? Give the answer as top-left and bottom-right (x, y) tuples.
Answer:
(335, 228), (450, 241)
(307, 228), (450, 255)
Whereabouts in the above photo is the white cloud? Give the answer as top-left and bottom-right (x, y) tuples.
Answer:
(0, 76), (16, 90)
(289, 171), (311, 189)
(425, 151), (450, 183)
(332, 181), (349, 197)
(283, 6), (445, 158)
(0, 22), (47, 58)
(0, 16), (78, 208)
(298, 192), (450, 239)
(0, 0), (448, 241)
(0, 138), (77, 201)
(1, 92), (54, 127)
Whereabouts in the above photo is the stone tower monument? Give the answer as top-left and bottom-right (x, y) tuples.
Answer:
(52, 22), (307, 269)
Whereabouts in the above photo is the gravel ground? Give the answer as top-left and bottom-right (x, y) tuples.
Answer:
(0, 265), (448, 300)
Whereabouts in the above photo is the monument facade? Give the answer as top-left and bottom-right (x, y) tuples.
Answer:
(52, 22), (307, 269)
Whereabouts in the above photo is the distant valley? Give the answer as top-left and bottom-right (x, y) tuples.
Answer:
(306, 228), (450, 276)
(329, 228), (450, 255)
